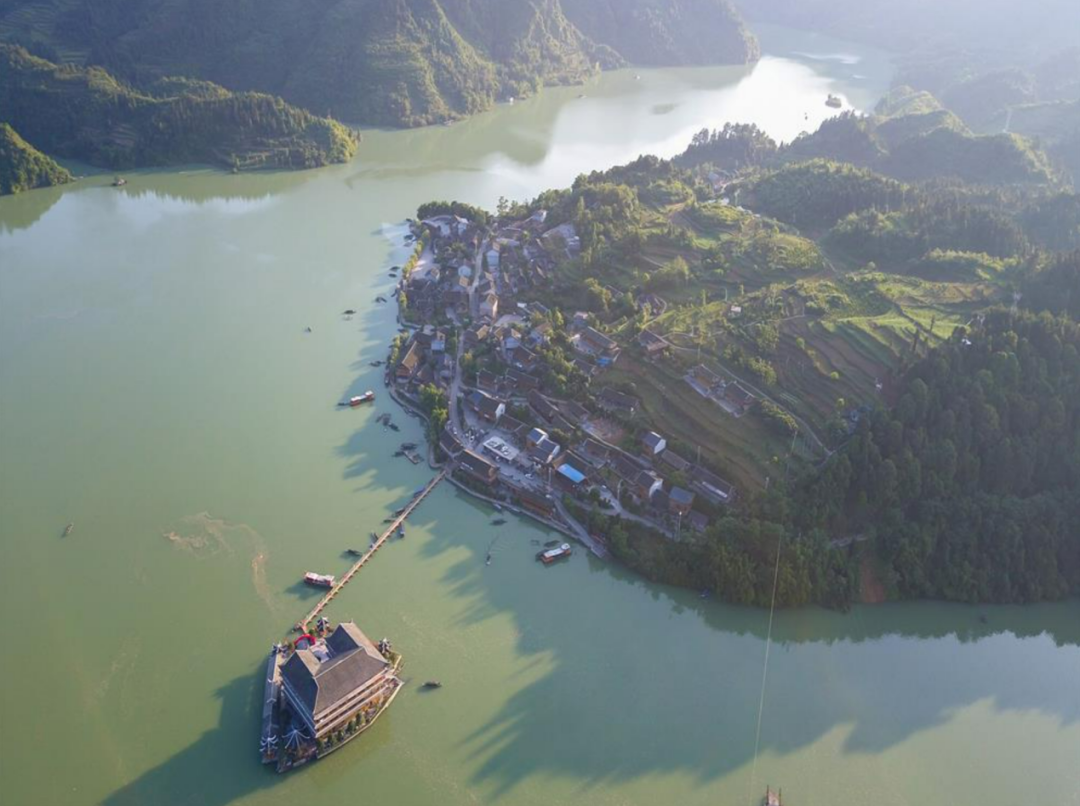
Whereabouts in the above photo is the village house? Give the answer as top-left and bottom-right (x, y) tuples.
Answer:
(688, 510), (710, 533)
(458, 450), (499, 487)
(527, 389), (560, 423)
(642, 431), (667, 457)
(668, 486), (696, 517)
(476, 370), (499, 393)
(464, 323), (490, 349)
(527, 322), (552, 347)
(555, 462), (587, 494)
(279, 623), (401, 745)
(609, 452), (645, 484)
(636, 293), (668, 318)
(691, 465), (736, 506)
(660, 449), (691, 473)
(631, 469), (664, 502)
(598, 387), (638, 418)
(468, 390), (506, 423)
(396, 341), (421, 383)
(556, 400), (589, 426)
(439, 427), (464, 458)
(528, 438), (560, 466)
(505, 367), (540, 393)
(480, 292), (499, 320)
(580, 438), (612, 467)
(512, 485), (557, 518)
(498, 415), (529, 442)
(686, 364), (723, 398)
(638, 329), (670, 357)
(723, 382), (756, 416)
(573, 326), (620, 363)
(571, 311), (590, 331)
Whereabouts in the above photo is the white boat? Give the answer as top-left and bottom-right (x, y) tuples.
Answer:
(537, 544), (572, 564)
(303, 572), (335, 588)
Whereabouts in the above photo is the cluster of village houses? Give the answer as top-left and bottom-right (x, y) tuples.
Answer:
(389, 211), (742, 542)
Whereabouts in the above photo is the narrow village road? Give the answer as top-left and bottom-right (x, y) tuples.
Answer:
(554, 498), (610, 559)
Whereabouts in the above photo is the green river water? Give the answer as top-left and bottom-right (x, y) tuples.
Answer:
(1, 26), (1078, 806)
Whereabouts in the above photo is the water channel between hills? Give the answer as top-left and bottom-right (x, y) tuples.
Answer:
(1, 24), (1078, 806)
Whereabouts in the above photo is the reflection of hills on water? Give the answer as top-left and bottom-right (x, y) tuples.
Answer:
(0, 182), (65, 234)
(416, 510), (1080, 796)
(0, 168), (321, 235)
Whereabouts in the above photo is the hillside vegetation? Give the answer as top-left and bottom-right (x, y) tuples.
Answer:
(487, 80), (1080, 607)
(0, 122), (72, 195)
(0, 0), (758, 128)
(681, 103), (1060, 187)
(0, 45), (358, 170)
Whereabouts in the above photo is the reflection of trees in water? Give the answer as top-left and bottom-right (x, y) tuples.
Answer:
(418, 517), (1080, 795)
(0, 183), (65, 233)
(0, 168), (318, 235)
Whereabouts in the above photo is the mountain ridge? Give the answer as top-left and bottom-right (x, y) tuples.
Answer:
(0, 0), (758, 127)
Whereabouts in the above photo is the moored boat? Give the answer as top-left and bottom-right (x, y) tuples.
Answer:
(422, 680), (442, 689)
(303, 572), (335, 587)
(537, 543), (572, 564)
(825, 93), (842, 108)
(349, 391), (375, 406)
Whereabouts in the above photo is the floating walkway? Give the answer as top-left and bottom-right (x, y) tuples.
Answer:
(299, 469), (447, 629)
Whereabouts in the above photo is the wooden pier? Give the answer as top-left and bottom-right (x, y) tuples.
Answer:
(299, 469), (447, 629)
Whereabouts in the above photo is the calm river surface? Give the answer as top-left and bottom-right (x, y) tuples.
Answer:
(1, 26), (1078, 806)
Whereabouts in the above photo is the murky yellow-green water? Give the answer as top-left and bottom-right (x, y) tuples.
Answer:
(1, 27), (1078, 806)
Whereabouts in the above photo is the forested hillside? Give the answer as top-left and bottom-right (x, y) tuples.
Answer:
(0, 122), (72, 195)
(561, 0), (757, 66)
(681, 104), (1060, 187)
(487, 80), (1080, 608)
(0, 0), (758, 128)
(0, 45), (358, 170)
(796, 311), (1080, 603)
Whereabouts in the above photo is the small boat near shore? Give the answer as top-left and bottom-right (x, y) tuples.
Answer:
(340, 391), (375, 407)
(825, 93), (842, 108)
(537, 543), (572, 564)
(346, 548), (363, 557)
(491, 518), (506, 526)
(112, 176), (127, 187)
(62, 522), (74, 537)
(422, 680), (442, 689)
(303, 572), (335, 588)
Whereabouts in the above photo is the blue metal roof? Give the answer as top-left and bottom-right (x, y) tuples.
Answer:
(556, 464), (585, 484)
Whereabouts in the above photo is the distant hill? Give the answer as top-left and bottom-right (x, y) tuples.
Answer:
(0, 45), (358, 171)
(561, 0), (758, 66)
(0, 0), (758, 128)
(681, 102), (1058, 187)
(0, 122), (72, 195)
